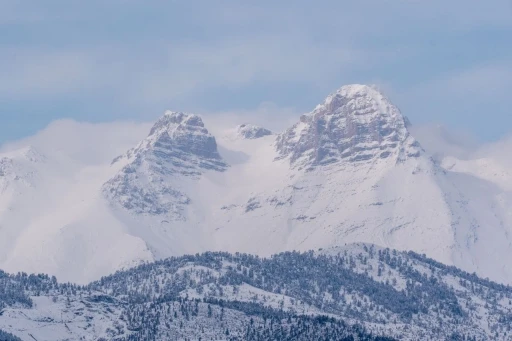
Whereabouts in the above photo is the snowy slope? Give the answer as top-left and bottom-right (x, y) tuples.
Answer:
(1, 86), (512, 286)
(207, 85), (512, 284)
(0, 121), (154, 284)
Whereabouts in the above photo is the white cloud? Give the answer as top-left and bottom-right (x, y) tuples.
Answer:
(409, 124), (480, 161)
(0, 48), (100, 97)
(1, 0), (511, 142)
(0, 101), (300, 163)
(133, 37), (367, 104)
(404, 60), (512, 100)
(0, 120), (152, 165)
(0, 37), (366, 106)
(475, 135), (512, 169)
(395, 60), (512, 140)
(199, 102), (301, 137)
(443, 63), (512, 98)
(0, 2), (48, 24)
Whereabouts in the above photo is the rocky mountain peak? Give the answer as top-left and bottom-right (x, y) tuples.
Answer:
(148, 111), (205, 137)
(235, 124), (273, 139)
(276, 84), (421, 168)
(117, 111), (226, 171)
(0, 146), (44, 190)
(103, 111), (227, 217)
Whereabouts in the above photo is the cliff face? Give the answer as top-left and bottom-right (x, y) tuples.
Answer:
(276, 84), (420, 168)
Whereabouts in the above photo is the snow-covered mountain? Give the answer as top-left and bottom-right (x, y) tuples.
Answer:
(104, 111), (227, 218)
(2, 245), (512, 340)
(275, 84), (420, 167)
(1, 84), (512, 286)
(233, 123), (273, 140)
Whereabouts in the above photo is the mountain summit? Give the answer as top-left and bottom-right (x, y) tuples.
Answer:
(276, 85), (421, 168)
(103, 111), (227, 217)
(130, 111), (227, 174)
(1, 85), (512, 286)
(234, 123), (273, 139)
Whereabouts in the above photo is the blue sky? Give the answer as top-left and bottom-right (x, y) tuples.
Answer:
(1, 0), (511, 144)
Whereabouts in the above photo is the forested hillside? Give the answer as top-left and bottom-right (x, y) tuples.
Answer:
(1, 244), (511, 340)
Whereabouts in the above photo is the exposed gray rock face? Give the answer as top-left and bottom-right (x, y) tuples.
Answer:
(276, 84), (421, 169)
(0, 158), (14, 179)
(103, 111), (227, 218)
(0, 147), (44, 191)
(129, 111), (227, 174)
(235, 124), (273, 139)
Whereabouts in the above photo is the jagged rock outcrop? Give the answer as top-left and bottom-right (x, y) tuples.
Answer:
(103, 111), (227, 217)
(235, 124), (273, 139)
(276, 85), (421, 169)
(0, 147), (44, 191)
(122, 111), (227, 174)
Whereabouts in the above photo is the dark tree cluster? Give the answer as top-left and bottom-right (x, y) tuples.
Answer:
(0, 329), (21, 341)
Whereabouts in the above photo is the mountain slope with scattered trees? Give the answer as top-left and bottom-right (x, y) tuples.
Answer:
(1, 244), (512, 340)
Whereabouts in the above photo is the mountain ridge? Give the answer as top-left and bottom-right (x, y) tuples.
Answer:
(1, 244), (512, 340)
(276, 84), (421, 168)
(1, 84), (512, 286)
